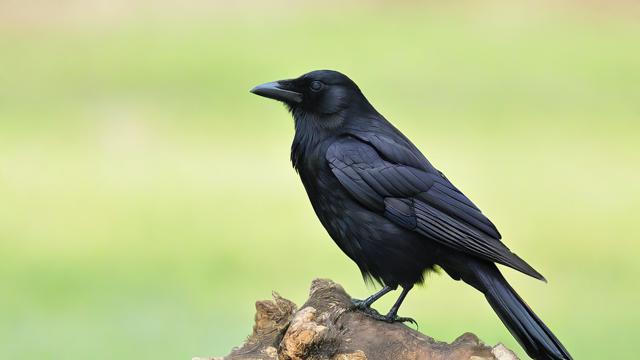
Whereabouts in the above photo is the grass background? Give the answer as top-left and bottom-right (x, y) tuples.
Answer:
(1, 1), (639, 359)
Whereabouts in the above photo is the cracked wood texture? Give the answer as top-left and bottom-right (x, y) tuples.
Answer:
(199, 279), (519, 360)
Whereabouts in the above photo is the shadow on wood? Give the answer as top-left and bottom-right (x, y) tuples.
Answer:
(198, 279), (519, 360)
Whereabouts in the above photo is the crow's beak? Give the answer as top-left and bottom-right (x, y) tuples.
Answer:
(250, 81), (303, 104)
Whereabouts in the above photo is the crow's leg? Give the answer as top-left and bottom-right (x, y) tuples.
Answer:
(351, 285), (394, 310)
(382, 285), (417, 325)
(352, 285), (417, 325)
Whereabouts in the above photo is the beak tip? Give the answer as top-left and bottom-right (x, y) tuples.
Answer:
(249, 81), (302, 104)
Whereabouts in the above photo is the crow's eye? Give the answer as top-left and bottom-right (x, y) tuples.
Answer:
(310, 80), (324, 91)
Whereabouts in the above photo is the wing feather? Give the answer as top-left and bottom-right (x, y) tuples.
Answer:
(326, 136), (544, 280)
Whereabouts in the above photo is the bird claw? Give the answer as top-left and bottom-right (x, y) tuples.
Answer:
(350, 298), (418, 327)
(351, 298), (373, 311)
(391, 316), (419, 328)
(350, 298), (366, 309)
(365, 311), (418, 327)
(351, 298), (383, 315)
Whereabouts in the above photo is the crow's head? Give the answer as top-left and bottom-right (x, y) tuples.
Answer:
(251, 70), (371, 125)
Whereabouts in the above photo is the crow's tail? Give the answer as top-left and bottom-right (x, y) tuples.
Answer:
(467, 262), (572, 360)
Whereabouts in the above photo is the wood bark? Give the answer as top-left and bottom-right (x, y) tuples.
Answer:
(198, 279), (519, 360)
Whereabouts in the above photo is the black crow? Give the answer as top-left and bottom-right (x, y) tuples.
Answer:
(250, 70), (572, 360)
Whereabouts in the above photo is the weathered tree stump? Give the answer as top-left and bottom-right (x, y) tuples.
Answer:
(199, 279), (519, 360)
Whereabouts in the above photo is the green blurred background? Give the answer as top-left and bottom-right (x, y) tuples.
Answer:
(1, 1), (639, 359)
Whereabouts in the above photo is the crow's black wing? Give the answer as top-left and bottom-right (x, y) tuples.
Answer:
(326, 135), (544, 280)
(347, 130), (502, 239)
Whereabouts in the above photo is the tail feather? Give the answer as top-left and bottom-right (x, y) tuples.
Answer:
(470, 262), (572, 360)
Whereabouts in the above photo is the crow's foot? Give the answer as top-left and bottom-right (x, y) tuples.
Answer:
(388, 315), (418, 327)
(350, 298), (418, 327)
(351, 298), (375, 311)
(363, 310), (418, 326)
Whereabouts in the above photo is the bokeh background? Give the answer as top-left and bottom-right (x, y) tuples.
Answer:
(1, 1), (639, 359)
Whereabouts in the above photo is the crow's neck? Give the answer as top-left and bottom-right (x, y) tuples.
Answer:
(290, 109), (343, 172)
